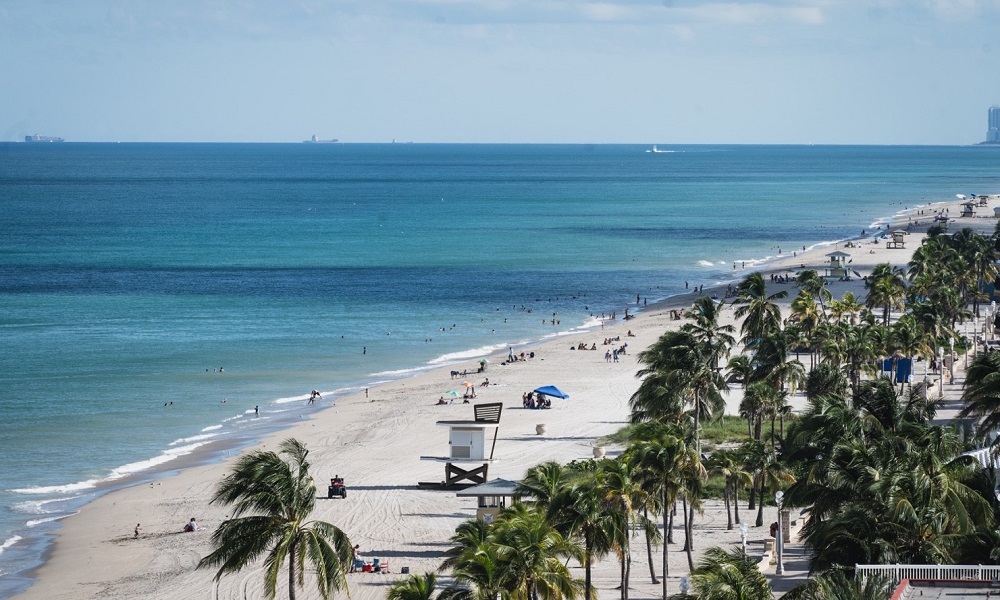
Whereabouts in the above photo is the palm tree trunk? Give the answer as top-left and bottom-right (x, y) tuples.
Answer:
(584, 532), (593, 600)
(662, 491), (669, 600)
(755, 478), (765, 527)
(288, 542), (297, 600)
(667, 504), (675, 544)
(733, 481), (741, 525)
(620, 554), (626, 600)
(724, 477), (733, 530)
(644, 508), (659, 584)
(624, 556), (631, 600)
(682, 496), (694, 572)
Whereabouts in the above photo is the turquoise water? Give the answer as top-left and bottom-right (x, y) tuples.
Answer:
(0, 143), (998, 594)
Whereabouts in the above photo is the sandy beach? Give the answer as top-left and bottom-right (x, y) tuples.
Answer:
(14, 195), (999, 600)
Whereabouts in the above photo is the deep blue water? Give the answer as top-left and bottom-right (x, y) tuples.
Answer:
(0, 143), (998, 595)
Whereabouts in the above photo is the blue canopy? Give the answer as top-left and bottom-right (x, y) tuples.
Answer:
(534, 385), (570, 399)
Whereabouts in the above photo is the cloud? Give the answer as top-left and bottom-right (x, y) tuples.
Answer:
(679, 2), (826, 25)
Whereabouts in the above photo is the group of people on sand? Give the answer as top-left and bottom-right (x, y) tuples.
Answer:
(522, 391), (551, 409)
(770, 273), (796, 284)
(504, 351), (533, 364)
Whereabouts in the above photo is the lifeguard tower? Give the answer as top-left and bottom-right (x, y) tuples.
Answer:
(420, 402), (502, 489)
(455, 478), (519, 523)
(825, 251), (850, 279)
(887, 231), (906, 249)
(961, 202), (977, 217)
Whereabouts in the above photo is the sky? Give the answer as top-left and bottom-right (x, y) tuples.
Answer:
(2, 0), (999, 144)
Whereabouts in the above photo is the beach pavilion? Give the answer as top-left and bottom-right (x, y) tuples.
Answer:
(455, 478), (519, 523)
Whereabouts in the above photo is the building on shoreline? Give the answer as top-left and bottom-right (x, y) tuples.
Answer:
(987, 106), (1000, 144)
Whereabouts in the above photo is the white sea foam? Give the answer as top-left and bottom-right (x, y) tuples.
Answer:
(370, 366), (431, 378)
(103, 441), (213, 481)
(11, 495), (82, 515)
(221, 414), (244, 422)
(274, 395), (308, 405)
(168, 433), (218, 446)
(200, 424), (223, 432)
(11, 480), (100, 495)
(26, 513), (73, 528)
(0, 536), (22, 555)
(696, 260), (715, 268)
(427, 343), (509, 365)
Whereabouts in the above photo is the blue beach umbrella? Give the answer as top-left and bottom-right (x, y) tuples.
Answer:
(533, 385), (570, 399)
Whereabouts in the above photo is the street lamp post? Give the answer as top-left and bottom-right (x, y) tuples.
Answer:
(775, 490), (784, 575)
(939, 347), (945, 399)
(950, 338), (955, 384)
(740, 522), (748, 553)
(992, 302), (997, 342)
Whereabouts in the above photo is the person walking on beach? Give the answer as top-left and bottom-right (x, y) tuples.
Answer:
(254, 405), (259, 417)
(134, 523), (141, 538)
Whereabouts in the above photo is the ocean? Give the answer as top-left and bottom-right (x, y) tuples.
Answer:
(0, 143), (997, 595)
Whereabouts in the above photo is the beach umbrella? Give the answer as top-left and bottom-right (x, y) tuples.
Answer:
(463, 381), (475, 388)
(533, 385), (570, 399)
(446, 390), (460, 397)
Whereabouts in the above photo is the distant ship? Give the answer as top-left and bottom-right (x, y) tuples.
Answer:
(645, 145), (670, 153)
(303, 134), (338, 144)
(24, 134), (64, 143)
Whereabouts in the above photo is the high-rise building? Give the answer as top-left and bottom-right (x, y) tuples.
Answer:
(988, 106), (1000, 143)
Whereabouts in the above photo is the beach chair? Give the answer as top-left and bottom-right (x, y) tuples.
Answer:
(379, 559), (390, 574)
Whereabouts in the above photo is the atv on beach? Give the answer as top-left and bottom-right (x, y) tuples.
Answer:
(328, 476), (346, 499)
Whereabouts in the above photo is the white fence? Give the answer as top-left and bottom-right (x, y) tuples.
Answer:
(856, 564), (1000, 586)
(963, 447), (998, 469)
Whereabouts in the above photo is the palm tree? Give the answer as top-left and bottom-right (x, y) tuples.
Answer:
(634, 330), (726, 454)
(959, 351), (1000, 457)
(797, 269), (831, 320)
(389, 572), (440, 600)
(865, 263), (907, 327)
(682, 296), (736, 369)
(804, 362), (848, 401)
(441, 535), (510, 600)
(197, 438), (352, 600)
(889, 314), (926, 393)
(546, 462), (616, 600)
(598, 457), (659, 600)
(626, 427), (702, 600)
(440, 518), (492, 573)
(673, 546), (772, 600)
(705, 449), (751, 530)
(517, 461), (571, 510)
(733, 272), (787, 347)
(491, 503), (584, 600)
